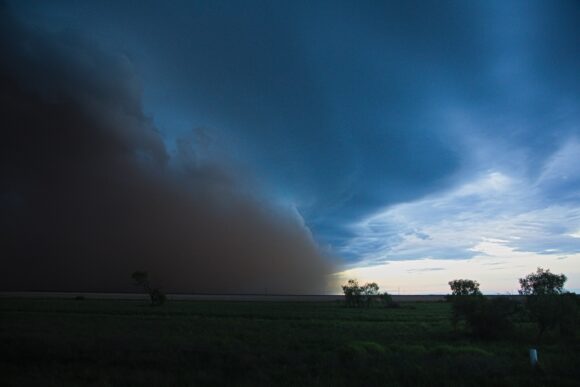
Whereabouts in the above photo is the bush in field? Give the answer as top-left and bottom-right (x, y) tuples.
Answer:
(447, 279), (518, 339)
(342, 279), (382, 308)
(149, 288), (167, 306)
(132, 270), (166, 306)
(379, 291), (399, 308)
(465, 297), (520, 339)
(449, 295), (519, 339)
(519, 268), (577, 338)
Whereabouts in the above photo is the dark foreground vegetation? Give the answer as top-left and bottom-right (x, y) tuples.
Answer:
(1, 298), (579, 386)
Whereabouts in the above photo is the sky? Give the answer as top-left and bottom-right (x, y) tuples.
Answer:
(1, 0), (579, 293)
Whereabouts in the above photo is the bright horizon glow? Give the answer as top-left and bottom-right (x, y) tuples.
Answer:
(336, 240), (580, 294)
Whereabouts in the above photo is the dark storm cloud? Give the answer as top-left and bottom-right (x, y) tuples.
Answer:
(0, 5), (333, 293)
(6, 1), (472, 259)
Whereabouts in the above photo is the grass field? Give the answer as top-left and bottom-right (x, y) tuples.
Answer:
(1, 298), (579, 386)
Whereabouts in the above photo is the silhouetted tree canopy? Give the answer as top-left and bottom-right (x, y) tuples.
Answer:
(448, 279), (482, 297)
(342, 279), (384, 308)
(518, 267), (567, 296)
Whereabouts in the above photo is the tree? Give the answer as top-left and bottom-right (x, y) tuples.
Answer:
(342, 279), (381, 308)
(342, 279), (363, 308)
(518, 267), (566, 295)
(448, 279), (482, 297)
(132, 271), (166, 306)
(518, 268), (575, 339)
(361, 282), (379, 308)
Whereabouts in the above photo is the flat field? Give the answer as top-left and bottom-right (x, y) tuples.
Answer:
(1, 298), (578, 386)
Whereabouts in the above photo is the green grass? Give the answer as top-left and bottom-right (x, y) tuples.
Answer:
(1, 298), (578, 386)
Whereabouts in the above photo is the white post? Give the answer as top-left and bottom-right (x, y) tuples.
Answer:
(529, 348), (538, 367)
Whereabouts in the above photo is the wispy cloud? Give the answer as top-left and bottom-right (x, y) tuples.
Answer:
(343, 139), (580, 266)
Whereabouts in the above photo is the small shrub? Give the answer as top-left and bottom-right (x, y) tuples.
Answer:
(379, 291), (399, 308)
(150, 288), (167, 306)
(132, 270), (167, 306)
